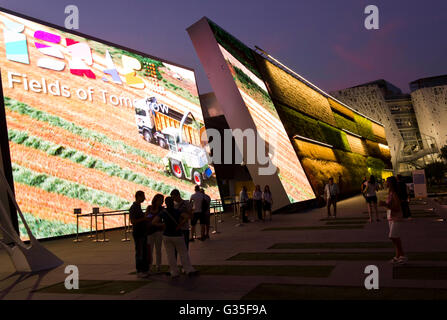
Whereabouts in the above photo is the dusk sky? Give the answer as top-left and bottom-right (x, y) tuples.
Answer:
(1, 0), (446, 94)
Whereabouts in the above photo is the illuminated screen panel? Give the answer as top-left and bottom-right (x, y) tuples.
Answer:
(0, 10), (219, 239)
(209, 24), (315, 203)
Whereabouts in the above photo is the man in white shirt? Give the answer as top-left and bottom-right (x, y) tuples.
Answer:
(189, 185), (204, 241)
(324, 177), (340, 218)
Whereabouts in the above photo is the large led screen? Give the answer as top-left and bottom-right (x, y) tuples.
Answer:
(208, 21), (315, 203)
(0, 10), (219, 239)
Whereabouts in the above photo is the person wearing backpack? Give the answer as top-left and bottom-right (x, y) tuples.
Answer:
(152, 197), (198, 279)
(146, 193), (165, 273)
(200, 188), (211, 240)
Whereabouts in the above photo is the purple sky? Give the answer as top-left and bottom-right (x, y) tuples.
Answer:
(1, 0), (446, 94)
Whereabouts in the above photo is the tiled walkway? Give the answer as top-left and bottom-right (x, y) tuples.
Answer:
(1, 191), (446, 300)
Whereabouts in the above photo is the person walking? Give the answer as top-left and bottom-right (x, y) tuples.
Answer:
(146, 193), (165, 273)
(379, 176), (407, 265)
(253, 185), (263, 221)
(324, 177), (339, 218)
(129, 190), (149, 278)
(239, 186), (249, 223)
(152, 197), (198, 279)
(262, 185), (273, 221)
(200, 188), (211, 240)
(397, 175), (412, 219)
(365, 175), (380, 223)
(190, 185), (204, 241)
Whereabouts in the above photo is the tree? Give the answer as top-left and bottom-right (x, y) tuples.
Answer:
(424, 161), (447, 185)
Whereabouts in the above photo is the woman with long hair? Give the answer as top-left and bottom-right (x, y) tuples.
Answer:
(146, 193), (165, 273)
(379, 176), (407, 265)
(152, 197), (198, 278)
(262, 185), (273, 221)
(365, 175), (380, 223)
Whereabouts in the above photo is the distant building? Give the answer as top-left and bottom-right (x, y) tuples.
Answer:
(330, 80), (404, 170)
(410, 75), (447, 153)
(331, 77), (445, 174)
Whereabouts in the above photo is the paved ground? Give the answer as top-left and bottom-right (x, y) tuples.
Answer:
(1, 190), (447, 300)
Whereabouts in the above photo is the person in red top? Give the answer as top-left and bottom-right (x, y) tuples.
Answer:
(379, 176), (407, 265)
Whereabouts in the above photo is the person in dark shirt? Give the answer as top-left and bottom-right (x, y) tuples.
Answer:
(129, 190), (149, 278)
(397, 175), (411, 218)
(152, 197), (198, 278)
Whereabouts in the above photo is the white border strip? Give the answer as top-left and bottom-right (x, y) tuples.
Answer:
(293, 135), (334, 148)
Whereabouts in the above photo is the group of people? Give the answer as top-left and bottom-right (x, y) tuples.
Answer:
(361, 174), (411, 264)
(129, 185), (211, 278)
(323, 174), (411, 265)
(239, 185), (273, 223)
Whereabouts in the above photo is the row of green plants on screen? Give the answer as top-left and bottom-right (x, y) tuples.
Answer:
(8, 129), (192, 199)
(12, 163), (131, 210)
(5, 97), (162, 165)
(19, 212), (89, 239)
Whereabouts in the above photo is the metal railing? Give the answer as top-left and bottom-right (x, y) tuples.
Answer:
(73, 207), (132, 243)
(73, 200), (228, 242)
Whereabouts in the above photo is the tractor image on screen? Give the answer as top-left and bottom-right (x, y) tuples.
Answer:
(135, 97), (212, 186)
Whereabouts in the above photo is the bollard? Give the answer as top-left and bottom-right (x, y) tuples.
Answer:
(92, 207), (100, 242)
(87, 208), (94, 238)
(99, 213), (109, 242)
(235, 201), (244, 227)
(73, 208), (82, 242)
(121, 211), (130, 242)
(211, 206), (220, 234)
(126, 211), (133, 233)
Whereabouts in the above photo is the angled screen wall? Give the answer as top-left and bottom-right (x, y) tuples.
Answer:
(188, 17), (392, 204)
(0, 8), (220, 239)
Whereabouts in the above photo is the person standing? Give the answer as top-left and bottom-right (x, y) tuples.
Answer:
(379, 176), (407, 265)
(190, 185), (204, 241)
(262, 185), (273, 221)
(239, 186), (249, 223)
(253, 185), (263, 221)
(397, 175), (411, 219)
(152, 197), (198, 278)
(129, 190), (149, 278)
(146, 194), (165, 273)
(200, 188), (211, 240)
(365, 175), (380, 223)
(171, 189), (192, 250)
(324, 177), (339, 218)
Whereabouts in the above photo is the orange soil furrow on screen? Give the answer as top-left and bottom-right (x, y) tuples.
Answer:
(14, 183), (118, 229)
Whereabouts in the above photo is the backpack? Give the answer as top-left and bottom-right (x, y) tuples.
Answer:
(202, 196), (210, 214)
